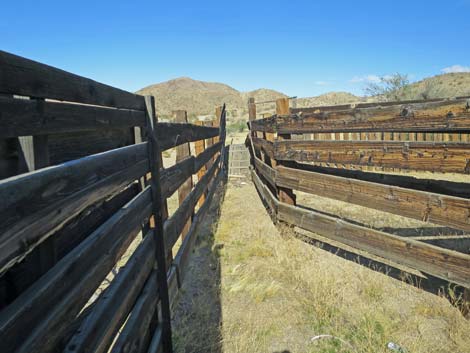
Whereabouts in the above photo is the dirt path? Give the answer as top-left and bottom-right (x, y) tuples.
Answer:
(171, 179), (470, 353)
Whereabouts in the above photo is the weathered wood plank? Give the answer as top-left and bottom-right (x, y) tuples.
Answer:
(164, 155), (220, 253)
(0, 188), (152, 353)
(276, 165), (470, 232)
(0, 50), (145, 110)
(254, 156), (276, 188)
(288, 162), (470, 199)
(160, 141), (222, 199)
(109, 271), (159, 353)
(194, 121), (206, 207)
(0, 96), (146, 137)
(255, 97), (470, 133)
(156, 122), (219, 151)
(47, 128), (135, 165)
(144, 96), (173, 353)
(290, 96), (470, 115)
(64, 231), (156, 353)
(277, 202), (470, 288)
(1, 183), (139, 306)
(251, 137), (275, 159)
(410, 235), (470, 254)
(173, 168), (221, 284)
(175, 111), (193, 240)
(251, 168), (279, 215)
(274, 140), (470, 173)
(0, 143), (149, 274)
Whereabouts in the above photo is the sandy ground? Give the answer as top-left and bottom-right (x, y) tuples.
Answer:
(171, 178), (470, 353)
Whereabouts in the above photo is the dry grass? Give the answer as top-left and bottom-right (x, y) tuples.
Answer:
(172, 181), (470, 353)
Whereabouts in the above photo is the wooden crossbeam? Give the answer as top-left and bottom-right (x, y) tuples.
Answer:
(274, 140), (470, 173)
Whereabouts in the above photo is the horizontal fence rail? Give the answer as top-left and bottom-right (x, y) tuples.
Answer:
(0, 50), (227, 353)
(248, 96), (470, 296)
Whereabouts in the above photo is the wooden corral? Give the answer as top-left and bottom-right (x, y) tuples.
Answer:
(248, 96), (470, 301)
(0, 50), (227, 353)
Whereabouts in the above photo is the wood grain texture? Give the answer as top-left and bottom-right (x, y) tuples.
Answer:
(289, 162), (470, 199)
(254, 97), (470, 133)
(0, 143), (149, 274)
(0, 50), (145, 110)
(0, 96), (146, 137)
(276, 165), (470, 231)
(290, 96), (470, 114)
(251, 137), (275, 160)
(64, 231), (156, 353)
(109, 271), (159, 353)
(254, 156), (276, 187)
(164, 155), (220, 254)
(0, 188), (152, 353)
(156, 122), (219, 151)
(277, 202), (470, 288)
(274, 140), (470, 173)
(194, 121), (206, 207)
(175, 111), (193, 240)
(143, 96), (173, 353)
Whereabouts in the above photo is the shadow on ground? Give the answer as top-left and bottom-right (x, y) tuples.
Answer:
(255, 184), (470, 316)
(171, 174), (228, 353)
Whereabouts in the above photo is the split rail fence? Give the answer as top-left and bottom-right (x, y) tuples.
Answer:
(0, 50), (226, 353)
(248, 96), (470, 295)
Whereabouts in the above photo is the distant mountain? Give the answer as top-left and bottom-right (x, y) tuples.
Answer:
(296, 92), (360, 108)
(399, 72), (470, 100)
(137, 77), (244, 118)
(136, 73), (470, 121)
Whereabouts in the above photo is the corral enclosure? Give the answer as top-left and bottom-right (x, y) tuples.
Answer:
(0, 50), (226, 353)
(1, 49), (470, 353)
(248, 96), (470, 301)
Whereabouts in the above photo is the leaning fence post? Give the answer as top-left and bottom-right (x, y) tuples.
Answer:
(144, 95), (173, 353)
(275, 97), (296, 205)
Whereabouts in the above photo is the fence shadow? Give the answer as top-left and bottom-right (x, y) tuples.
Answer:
(171, 174), (228, 353)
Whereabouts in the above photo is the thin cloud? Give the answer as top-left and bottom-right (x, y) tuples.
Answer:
(315, 81), (329, 86)
(349, 75), (381, 84)
(441, 65), (470, 73)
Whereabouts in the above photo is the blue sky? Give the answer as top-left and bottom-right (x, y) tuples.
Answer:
(2, 0), (470, 97)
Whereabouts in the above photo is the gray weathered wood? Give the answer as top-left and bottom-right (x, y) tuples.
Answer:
(0, 188), (152, 353)
(277, 202), (470, 288)
(160, 141), (222, 199)
(0, 50), (145, 110)
(156, 122), (219, 151)
(64, 231), (156, 353)
(164, 155), (220, 254)
(276, 165), (470, 232)
(274, 140), (470, 173)
(144, 96), (173, 353)
(289, 162), (470, 199)
(0, 143), (149, 274)
(110, 271), (159, 353)
(0, 96), (146, 137)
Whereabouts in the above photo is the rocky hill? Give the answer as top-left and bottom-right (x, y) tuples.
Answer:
(136, 73), (470, 121)
(399, 72), (470, 100)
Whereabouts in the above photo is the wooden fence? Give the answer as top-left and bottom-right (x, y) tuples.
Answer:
(0, 50), (226, 353)
(248, 97), (470, 294)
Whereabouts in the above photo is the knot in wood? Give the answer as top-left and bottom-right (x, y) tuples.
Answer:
(400, 106), (414, 118)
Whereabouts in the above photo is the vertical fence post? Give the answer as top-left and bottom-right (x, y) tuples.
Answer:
(174, 110), (193, 240)
(204, 120), (214, 171)
(194, 120), (206, 207)
(213, 106), (222, 164)
(219, 104), (227, 172)
(275, 98), (296, 205)
(144, 96), (173, 353)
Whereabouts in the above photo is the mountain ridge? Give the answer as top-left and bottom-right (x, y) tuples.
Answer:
(136, 73), (470, 119)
